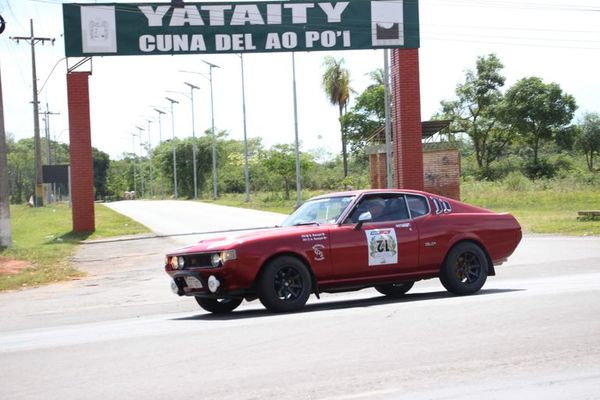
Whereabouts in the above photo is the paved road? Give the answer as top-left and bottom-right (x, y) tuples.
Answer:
(1, 200), (599, 400)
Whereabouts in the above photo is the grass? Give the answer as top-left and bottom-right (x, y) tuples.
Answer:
(210, 181), (600, 236)
(461, 179), (600, 236)
(0, 203), (149, 291)
(202, 191), (328, 215)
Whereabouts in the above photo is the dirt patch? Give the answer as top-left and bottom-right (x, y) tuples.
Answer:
(0, 257), (32, 275)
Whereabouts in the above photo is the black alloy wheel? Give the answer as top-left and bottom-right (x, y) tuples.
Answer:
(196, 297), (243, 314)
(257, 256), (312, 313)
(440, 242), (488, 295)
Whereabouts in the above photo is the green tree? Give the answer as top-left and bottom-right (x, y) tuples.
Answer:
(153, 135), (214, 199)
(439, 54), (512, 172)
(500, 77), (577, 174)
(7, 137), (35, 204)
(92, 147), (110, 200)
(218, 137), (264, 193)
(106, 157), (134, 199)
(321, 56), (351, 177)
(262, 144), (313, 200)
(340, 69), (385, 152)
(575, 112), (600, 171)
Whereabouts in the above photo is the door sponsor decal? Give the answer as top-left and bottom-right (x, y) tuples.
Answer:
(365, 228), (398, 266)
(301, 233), (328, 242)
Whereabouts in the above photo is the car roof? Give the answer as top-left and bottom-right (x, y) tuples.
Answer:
(309, 189), (428, 201)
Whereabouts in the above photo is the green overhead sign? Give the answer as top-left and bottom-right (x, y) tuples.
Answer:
(63, 0), (419, 57)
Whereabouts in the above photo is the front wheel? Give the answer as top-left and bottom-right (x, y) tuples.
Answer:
(375, 281), (414, 297)
(257, 256), (312, 313)
(195, 297), (243, 314)
(440, 242), (488, 295)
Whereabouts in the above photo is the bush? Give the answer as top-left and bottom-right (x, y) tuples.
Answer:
(522, 158), (558, 180)
(503, 171), (531, 191)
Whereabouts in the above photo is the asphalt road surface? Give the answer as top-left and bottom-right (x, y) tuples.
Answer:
(1, 200), (599, 400)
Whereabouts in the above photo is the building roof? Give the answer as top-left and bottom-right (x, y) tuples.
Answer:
(367, 119), (452, 143)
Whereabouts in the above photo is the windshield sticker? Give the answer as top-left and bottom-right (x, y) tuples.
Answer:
(365, 229), (398, 266)
(302, 233), (328, 242)
(312, 244), (325, 261)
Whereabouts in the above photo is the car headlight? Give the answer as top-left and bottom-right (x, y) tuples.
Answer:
(211, 250), (237, 268)
(222, 249), (237, 262)
(177, 256), (186, 269)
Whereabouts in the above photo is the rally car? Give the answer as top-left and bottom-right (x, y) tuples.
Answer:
(165, 189), (522, 313)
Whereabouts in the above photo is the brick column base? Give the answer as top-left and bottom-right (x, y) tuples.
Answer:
(391, 49), (424, 190)
(67, 72), (95, 233)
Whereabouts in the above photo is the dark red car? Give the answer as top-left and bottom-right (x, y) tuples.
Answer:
(165, 189), (522, 313)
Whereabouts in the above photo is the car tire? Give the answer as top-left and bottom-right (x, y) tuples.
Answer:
(440, 242), (488, 295)
(257, 256), (312, 313)
(375, 281), (414, 297)
(195, 297), (243, 314)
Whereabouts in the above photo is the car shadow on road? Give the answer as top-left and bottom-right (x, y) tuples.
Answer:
(172, 288), (525, 322)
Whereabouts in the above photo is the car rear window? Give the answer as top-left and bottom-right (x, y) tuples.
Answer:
(406, 195), (429, 218)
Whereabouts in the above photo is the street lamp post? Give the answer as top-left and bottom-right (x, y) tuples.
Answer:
(184, 82), (200, 200)
(130, 132), (137, 195)
(165, 97), (179, 199)
(136, 125), (145, 198)
(383, 49), (393, 189)
(291, 52), (302, 208)
(239, 54), (251, 202)
(146, 119), (154, 198)
(154, 108), (166, 199)
(203, 60), (220, 200)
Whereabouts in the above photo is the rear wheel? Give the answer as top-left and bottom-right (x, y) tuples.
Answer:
(375, 281), (414, 297)
(195, 297), (243, 314)
(440, 242), (488, 295)
(257, 256), (312, 313)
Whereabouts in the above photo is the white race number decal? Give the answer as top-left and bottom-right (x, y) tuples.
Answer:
(365, 229), (398, 266)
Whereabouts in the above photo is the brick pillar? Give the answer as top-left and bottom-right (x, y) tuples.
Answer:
(391, 49), (424, 190)
(67, 72), (95, 233)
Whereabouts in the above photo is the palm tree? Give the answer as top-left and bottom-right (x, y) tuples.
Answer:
(321, 56), (350, 177)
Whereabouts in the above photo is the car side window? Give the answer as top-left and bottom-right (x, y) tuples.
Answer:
(406, 195), (429, 218)
(347, 194), (409, 223)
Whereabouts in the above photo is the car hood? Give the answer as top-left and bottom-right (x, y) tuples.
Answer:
(167, 225), (321, 255)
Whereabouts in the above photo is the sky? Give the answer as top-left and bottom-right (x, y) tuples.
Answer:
(1, 0), (599, 161)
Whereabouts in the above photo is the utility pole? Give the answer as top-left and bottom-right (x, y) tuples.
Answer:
(0, 63), (12, 248)
(10, 20), (55, 207)
(41, 103), (59, 203)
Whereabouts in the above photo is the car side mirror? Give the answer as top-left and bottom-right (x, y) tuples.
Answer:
(354, 211), (372, 230)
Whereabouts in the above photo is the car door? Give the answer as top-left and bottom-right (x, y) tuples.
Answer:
(328, 193), (420, 283)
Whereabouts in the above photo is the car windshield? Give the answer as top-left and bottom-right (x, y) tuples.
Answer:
(281, 196), (355, 227)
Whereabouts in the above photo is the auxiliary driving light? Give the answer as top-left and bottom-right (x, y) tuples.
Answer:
(208, 275), (221, 293)
(210, 253), (221, 267)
